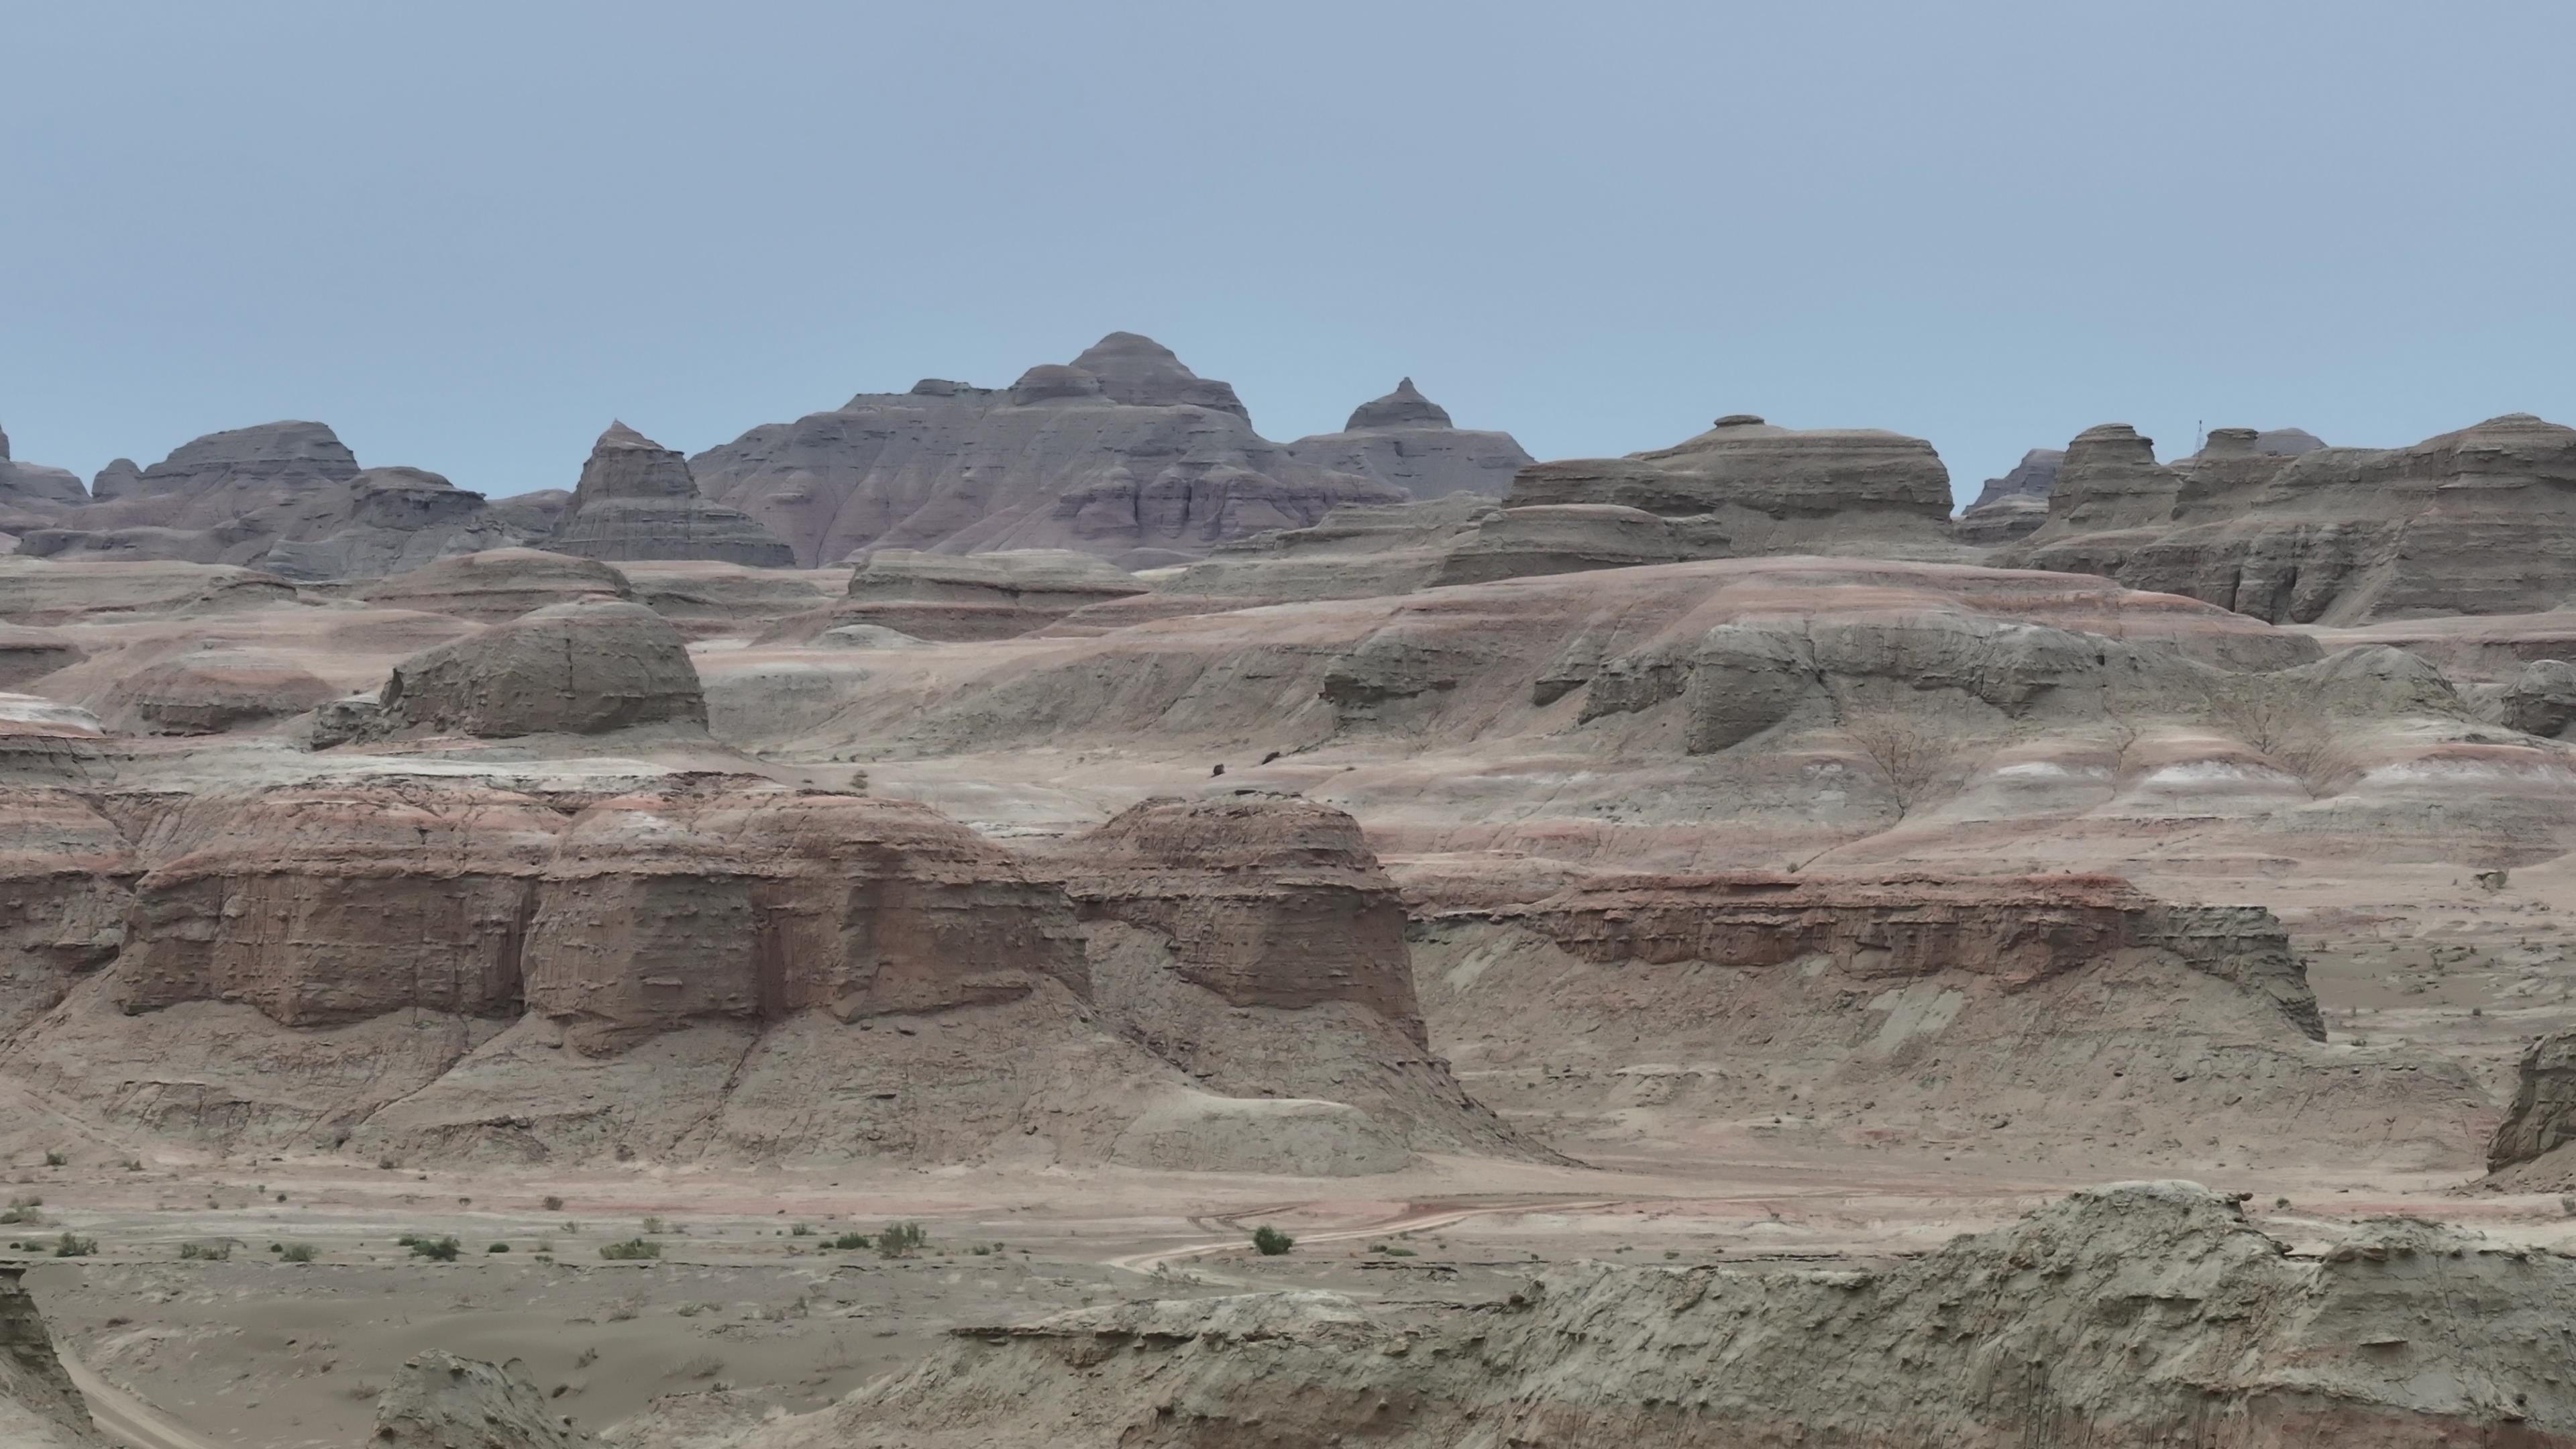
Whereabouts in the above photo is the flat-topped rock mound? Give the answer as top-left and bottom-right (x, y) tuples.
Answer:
(545, 423), (795, 566)
(691, 332), (1403, 566)
(2012, 413), (2576, 623)
(1507, 413), (1959, 557)
(0, 557), (297, 625)
(1284, 377), (1533, 498)
(94, 647), (337, 735)
(769, 548), (1147, 642)
(1954, 447), (2061, 543)
(368, 597), (707, 739)
(360, 548), (633, 621)
(767, 1184), (2576, 1449)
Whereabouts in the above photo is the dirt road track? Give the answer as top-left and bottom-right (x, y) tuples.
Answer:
(60, 1347), (219, 1449)
(1103, 1197), (1625, 1277)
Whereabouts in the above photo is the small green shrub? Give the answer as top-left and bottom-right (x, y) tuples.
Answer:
(42, 1150), (67, 1167)
(53, 1232), (97, 1258)
(178, 1241), (231, 1260)
(1252, 1226), (1294, 1256)
(826, 1232), (870, 1250)
(790, 1222), (812, 1236)
(639, 1216), (667, 1235)
(487, 1242), (511, 1253)
(874, 1221), (926, 1258)
(599, 1238), (661, 1261)
(404, 1234), (461, 1262)
(280, 1243), (317, 1263)
(543, 1195), (565, 1212)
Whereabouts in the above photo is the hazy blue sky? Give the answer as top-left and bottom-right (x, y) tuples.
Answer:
(6, 1), (2572, 504)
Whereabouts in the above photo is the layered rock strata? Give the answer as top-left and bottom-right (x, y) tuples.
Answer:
(691, 333), (1403, 566)
(2013, 413), (2576, 623)
(1283, 378), (1532, 498)
(757, 1185), (2576, 1449)
(545, 423), (794, 567)
(15, 421), (552, 579)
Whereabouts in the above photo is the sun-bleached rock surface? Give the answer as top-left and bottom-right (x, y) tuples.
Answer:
(743, 1185), (2576, 1449)
(372, 1350), (590, 1449)
(691, 333), (1403, 566)
(13, 421), (555, 580)
(1283, 378), (1532, 498)
(544, 423), (794, 567)
(94, 647), (337, 735)
(2013, 413), (2576, 623)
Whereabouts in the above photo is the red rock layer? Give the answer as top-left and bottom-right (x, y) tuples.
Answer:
(523, 791), (1086, 1053)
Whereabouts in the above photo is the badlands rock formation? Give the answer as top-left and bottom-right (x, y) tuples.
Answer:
(2488, 1028), (2576, 1181)
(0, 1268), (101, 1449)
(360, 598), (708, 741)
(750, 1185), (2576, 1449)
(767, 549), (1146, 643)
(372, 1350), (589, 1449)
(0, 425), (87, 540)
(1951, 446), (2060, 543)
(690, 333), (1403, 566)
(2013, 413), (2576, 623)
(14, 421), (555, 580)
(545, 423), (794, 567)
(1283, 378), (1532, 498)
(1049, 795), (1536, 1165)
(360, 548), (634, 622)
(1505, 413), (1958, 557)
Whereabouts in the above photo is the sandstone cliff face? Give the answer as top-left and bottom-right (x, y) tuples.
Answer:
(523, 791), (1087, 1053)
(15, 421), (552, 580)
(372, 598), (707, 739)
(0, 425), (88, 538)
(2015, 413), (2576, 624)
(775, 1185), (2576, 1449)
(1505, 413), (1956, 557)
(691, 333), (1403, 567)
(112, 786), (561, 1025)
(545, 423), (795, 567)
(0, 790), (133, 1034)
(1283, 378), (1532, 498)
(93, 647), (337, 735)
(1060, 795), (1422, 1033)
(2488, 1029), (2576, 1175)
(0, 1267), (102, 1449)
(1051, 794), (1546, 1163)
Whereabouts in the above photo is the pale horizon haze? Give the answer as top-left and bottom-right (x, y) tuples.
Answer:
(5, 1), (2573, 505)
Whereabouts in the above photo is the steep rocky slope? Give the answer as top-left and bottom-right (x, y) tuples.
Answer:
(1413, 871), (2483, 1170)
(1282, 378), (1532, 498)
(2012, 413), (2576, 623)
(0, 425), (88, 540)
(547, 423), (794, 567)
(1953, 447), (2060, 543)
(13, 421), (555, 580)
(691, 333), (1402, 567)
(0, 778), (1529, 1173)
(372, 1350), (590, 1448)
(735, 1184), (2576, 1449)
(0, 1267), (101, 1449)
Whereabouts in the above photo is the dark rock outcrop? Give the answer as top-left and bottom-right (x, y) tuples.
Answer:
(690, 333), (1403, 566)
(1285, 378), (1533, 498)
(2489, 1028), (2576, 1175)
(2013, 413), (2576, 623)
(545, 423), (795, 567)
